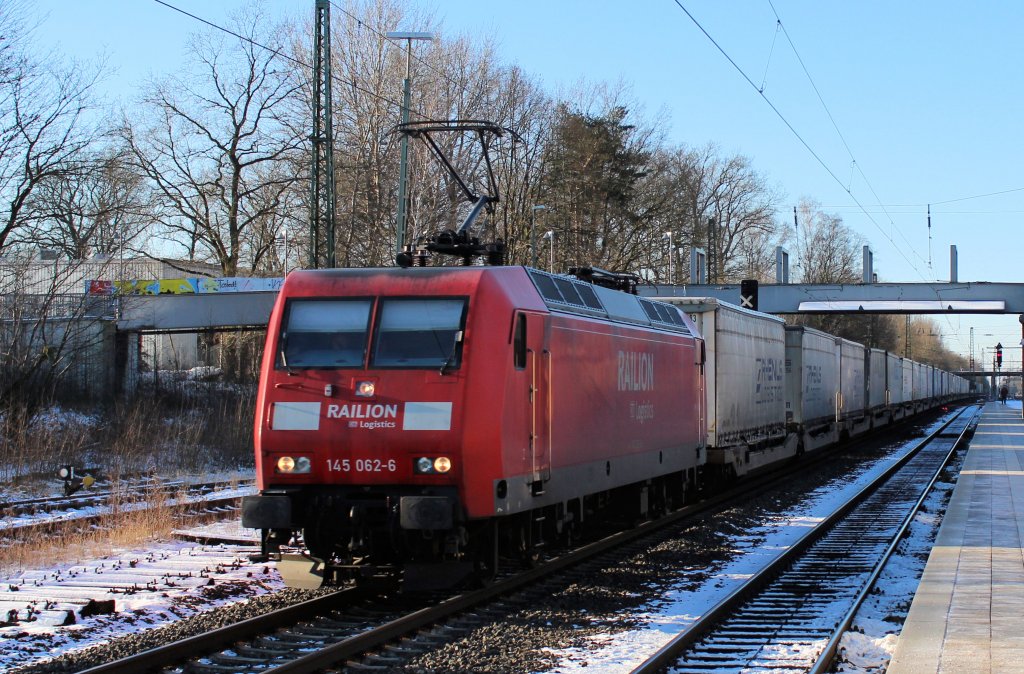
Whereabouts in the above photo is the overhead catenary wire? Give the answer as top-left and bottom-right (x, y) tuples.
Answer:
(731, 1), (968, 351)
(823, 187), (1024, 209)
(931, 185), (1024, 206)
(765, 0), (929, 268)
(327, 0), (474, 104)
(823, 208), (1024, 214)
(151, 0), (433, 129)
(669, 0), (930, 282)
(758, 20), (781, 93)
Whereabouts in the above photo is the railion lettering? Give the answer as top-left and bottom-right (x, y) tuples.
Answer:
(618, 351), (655, 391)
(326, 403), (399, 420)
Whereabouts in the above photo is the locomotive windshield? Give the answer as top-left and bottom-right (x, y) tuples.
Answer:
(371, 298), (466, 368)
(276, 297), (468, 370)
(279, 299), (371, 368)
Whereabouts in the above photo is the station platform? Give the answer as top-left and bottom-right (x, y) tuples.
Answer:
(888, 401), (1024, 674)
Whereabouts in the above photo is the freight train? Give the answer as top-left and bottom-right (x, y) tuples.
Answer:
(241, 265), (970, 587)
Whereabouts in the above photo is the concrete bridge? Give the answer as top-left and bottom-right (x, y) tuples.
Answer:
(116, 292), (278, 332)
(91, 277), (1024, 333)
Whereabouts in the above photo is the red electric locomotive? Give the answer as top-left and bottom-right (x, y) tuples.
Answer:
(242, 265), (706, 585)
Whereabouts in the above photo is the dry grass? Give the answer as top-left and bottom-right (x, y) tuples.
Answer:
(0, 385), (257, 572)
(0, 385), (257, 483)
(0, 485), (181, 573)
(0, 405), (98, 483)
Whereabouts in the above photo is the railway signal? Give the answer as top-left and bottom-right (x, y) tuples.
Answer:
(740, 279), (759, 310)
(58, 465), (95, 495)
(996, 342), (1003, 368)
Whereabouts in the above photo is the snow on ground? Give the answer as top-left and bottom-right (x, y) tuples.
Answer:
(0, 468), (266, 670)
(543, 415), (956, 673)
(173, 517), (261, 543)
(0, 479), (256, 532)
(25, 406), (102, 431)
(0, 406), (983, 673)
(835, 518), (948, 670)
(0, 534), (282, 670)
(834, 407), (984, 673)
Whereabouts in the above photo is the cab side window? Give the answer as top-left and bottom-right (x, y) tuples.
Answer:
(514, 313), (527, 369)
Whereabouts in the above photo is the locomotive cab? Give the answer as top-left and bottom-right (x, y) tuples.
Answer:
(243, 266), (707, 587)
(243, 267), (545, 583)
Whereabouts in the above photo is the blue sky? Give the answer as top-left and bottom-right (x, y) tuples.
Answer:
(34, 1), (1024, 363)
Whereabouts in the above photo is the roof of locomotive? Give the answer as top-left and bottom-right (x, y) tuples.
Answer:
(280, 266), (698, 337)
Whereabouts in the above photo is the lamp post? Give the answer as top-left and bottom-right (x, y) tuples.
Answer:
(662, 231), (674, 284)
(543, 230), (554, 271)
(386, 30), (434, 261)
(282, 225), (289, 275)
(531, 205), (547, 267)
(1019, 315), (1024, 417)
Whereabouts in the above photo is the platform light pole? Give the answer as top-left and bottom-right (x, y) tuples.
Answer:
(386, 30), (434, 262)
(531, 205), (547, 267)
(542, 230), (554, 271)
(663, 231), (674, 284)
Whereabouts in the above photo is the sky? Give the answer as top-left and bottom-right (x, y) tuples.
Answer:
(32, 0), (1024, 364)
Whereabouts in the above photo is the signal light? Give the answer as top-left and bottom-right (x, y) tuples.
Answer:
(740, 279), (759, 311)
(996, 343), (1003, 368)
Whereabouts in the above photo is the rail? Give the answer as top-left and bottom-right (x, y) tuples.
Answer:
(630, 404), (978, 673)
(80, 414), (955, 674)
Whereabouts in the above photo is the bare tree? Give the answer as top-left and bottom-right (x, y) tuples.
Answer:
(787, 199), (896, 347)
(17, 149), (150, 260)
(792, 199), (861, 284)
(124, 7), (304, 275)
(0, 2), (103, 256)
(322, 0), (418, 267)
(664, 144), (781, 283)
(295, 0), (558, 269)
(894, 316), (968, 370)
(0, 255), (115, 407)
(320, 1), (539, 267)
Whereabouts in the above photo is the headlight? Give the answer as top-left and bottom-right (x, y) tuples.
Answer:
(355, 381), (375, 397)
(276, 456), (311, 474)
(414, 456), (452, 474)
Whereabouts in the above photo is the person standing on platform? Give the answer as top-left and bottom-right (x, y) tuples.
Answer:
(1000, 385), (1008, 404)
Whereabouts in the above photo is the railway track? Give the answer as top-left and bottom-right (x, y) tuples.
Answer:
(632, 404), (979, 674)
(0, 543), (270, 632)
(0, 479), (254, 544)
(74, 411), (967, 674)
